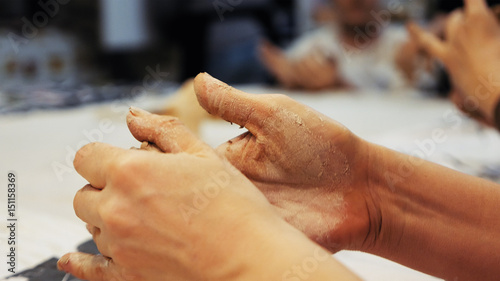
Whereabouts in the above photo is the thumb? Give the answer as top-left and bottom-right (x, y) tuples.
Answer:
(407, 22), (448, 64)
(464, 0), (488, 15)
(194, 73), (268, 134)
(127, 106), (212, 155)
(57, 253), (119, 281)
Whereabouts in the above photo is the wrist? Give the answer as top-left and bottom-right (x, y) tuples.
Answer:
(322, 138), (385, 253)
(358, 142), (407, 255)
(351, 141), (500, 280)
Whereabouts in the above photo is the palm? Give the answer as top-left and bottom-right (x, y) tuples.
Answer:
(213, 94), (368, 250)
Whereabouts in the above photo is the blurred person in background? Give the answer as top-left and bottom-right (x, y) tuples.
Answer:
(410, 0), (500, 132)
(259, 0), (435, 91)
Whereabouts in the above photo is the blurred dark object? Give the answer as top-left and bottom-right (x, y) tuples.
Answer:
(0, 81), (176, 114)
(0, 0), (297, 92)
(77, 239), (100, 255)
(2, 240), (98, 281)
(436, 66), (452, 98)
(434, 0), (500, 13)
(150, 0), (295, 83)
(3, 258), (81, 281)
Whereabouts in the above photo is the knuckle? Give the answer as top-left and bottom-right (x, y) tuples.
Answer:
(100, 201), (137, 237)
(107, 155), (141, 186)
(100, 204), (124, 231)
(268, 93), (294, 105)
(73, 191), (83, 216)
(159, 115), (181, 126)
(73, 187), (91, 220)
(108, 243), (130, 265)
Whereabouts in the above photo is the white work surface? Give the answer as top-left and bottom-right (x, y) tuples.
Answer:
(1, 86), (499, 280)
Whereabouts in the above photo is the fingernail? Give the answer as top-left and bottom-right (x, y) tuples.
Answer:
(129, 106), (149, 117)
(57, 255), (70, 272)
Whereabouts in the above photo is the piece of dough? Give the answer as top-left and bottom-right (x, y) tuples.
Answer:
(159, 78), (217, 135)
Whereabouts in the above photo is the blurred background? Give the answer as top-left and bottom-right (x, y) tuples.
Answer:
(2, 1), (500, 280)
(0, 0), (460, 112)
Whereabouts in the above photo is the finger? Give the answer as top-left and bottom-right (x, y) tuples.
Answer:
(299, 55), (322, 76)
(74, 184), (104, 227)
(58, 253), (118, 281)
(407, 22), (448, 63)
(127, 107), (212, 155)
(194, 73), (270, 134)
(259, 44), (296, 87)
(259, 39), (282, 58)
(216, 131), (286, 183)
(85, 224), (114, 258)
(140, 141), (163, 153)
(85, 224), (112, 257)
(86, 223), (98, 235)
(73, 143), (127, 188)
(464, 0), (488, 15)
(291, 60), (314, 88)
(258, 40), (283, 71)
(215, 132), (264, 179)
(310, 48), (328, 65)
(446, 10), (466, 41)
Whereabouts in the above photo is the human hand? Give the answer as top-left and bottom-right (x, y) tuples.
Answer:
(290, 50), (345, 90)
(259, 40), (296, 88)
(394, 37), (424, 83)
(129, 73), (376, 253)
(259, 40), (346, 91)
(396, 24), (440, 84)
(449, 89), (494, 126)
(58, 107), (351, 281)
(408, 0), (500, 123)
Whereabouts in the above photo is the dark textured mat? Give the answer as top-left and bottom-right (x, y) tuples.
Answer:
(3, 239), (99, 281)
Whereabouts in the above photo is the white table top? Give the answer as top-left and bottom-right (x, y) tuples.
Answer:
(1, 86), (499, 280)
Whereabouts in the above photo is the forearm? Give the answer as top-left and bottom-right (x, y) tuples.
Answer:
(236, 215), (361, 281)
(366, 143), (500, 281)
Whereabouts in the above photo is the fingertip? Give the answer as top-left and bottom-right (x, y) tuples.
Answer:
(128, 106), (150, 118)
(194, 73), (267, 131)
(406, 21), (424, 40)
(126, 113), (146, 141)
(194, 73), (209, 103)
(57, 252), (113, 281)
(194, 72), (228, 115)
(73, 142), (98, 169)
(73, 142), (125, 188)
(464, 0), (488, 14)
(406, 24), (447, 62)
(127, 107), (152, 130)
(57, 253), (72, 272)
(74, 142), (113, 167)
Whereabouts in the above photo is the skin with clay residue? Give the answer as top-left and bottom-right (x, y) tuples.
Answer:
(129, 73), (372, 252)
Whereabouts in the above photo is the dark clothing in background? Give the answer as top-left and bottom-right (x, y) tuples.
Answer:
(437, 0), (500, 13)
